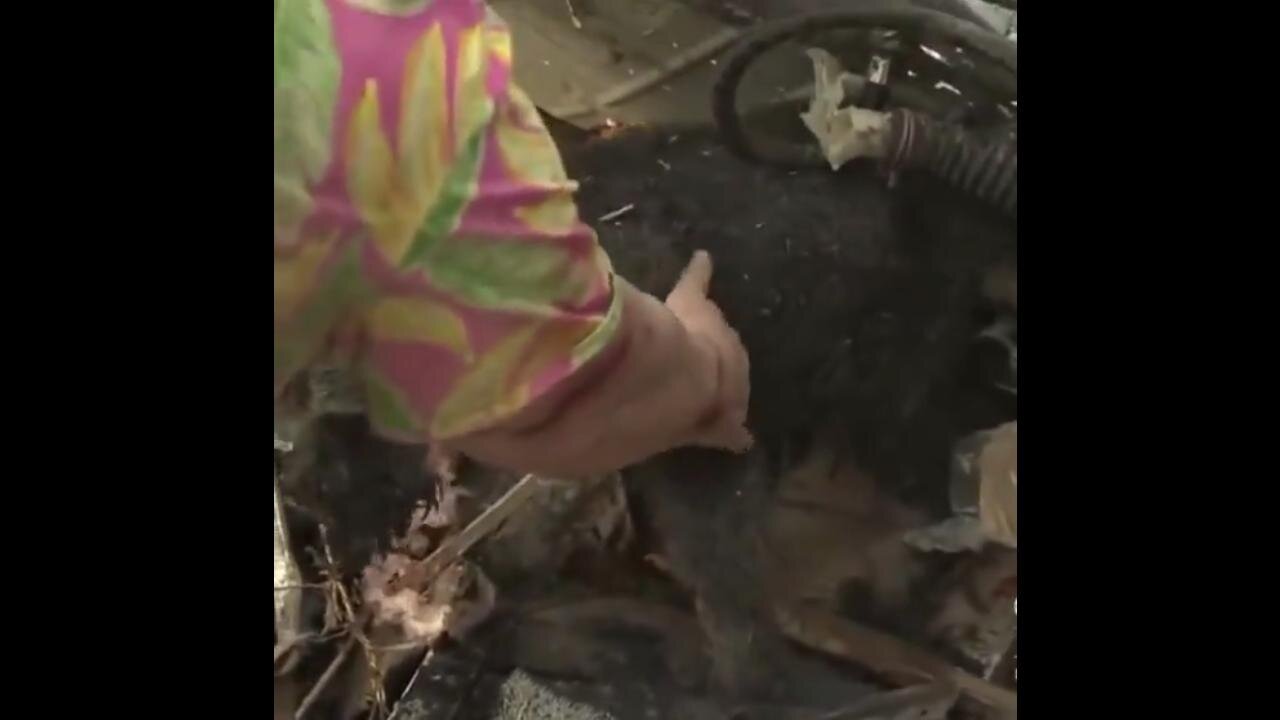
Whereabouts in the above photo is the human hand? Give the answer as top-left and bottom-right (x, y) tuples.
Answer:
(665, 251), (753, 452)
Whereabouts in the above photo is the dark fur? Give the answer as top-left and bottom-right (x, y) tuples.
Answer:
(563, 124), (1015, 505)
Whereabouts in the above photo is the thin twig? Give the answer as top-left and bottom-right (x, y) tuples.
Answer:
(295, 634), (358, 719)
(356, 634), (389, 720)
(564, 0), (582, 29)
(552, 28), (744, 119)
(276, 628), (350, 668)
(388, 649), (433, 718)
(275, 471), (305, 637)
(417, 474), (543, 581)
(275, 641), (295, 667)
(598, 204), (635, 222)
(318, 523), (356, 629)
(274, 583), (330, 592)
(382, 644), (487, 719)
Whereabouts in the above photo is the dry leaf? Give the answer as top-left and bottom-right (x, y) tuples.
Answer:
(764, 441), (926, 612)
(976, 424), (1016, 548)
(925, 548), (1017, 675)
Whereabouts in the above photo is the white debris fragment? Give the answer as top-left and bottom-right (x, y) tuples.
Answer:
(598, 203), (635, 222)
(798, 49), (891, 171)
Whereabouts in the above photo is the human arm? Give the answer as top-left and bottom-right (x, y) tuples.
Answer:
(447, 253), (751, 477)
(273, 0), (750, 476)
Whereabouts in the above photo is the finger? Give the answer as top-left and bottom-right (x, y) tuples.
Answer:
(692, 419), (754, 453)
(670, 250), (713, 299)
(724, 424), (754, 453)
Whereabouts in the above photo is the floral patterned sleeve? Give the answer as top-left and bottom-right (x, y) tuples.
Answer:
(274, 0), (621, 441)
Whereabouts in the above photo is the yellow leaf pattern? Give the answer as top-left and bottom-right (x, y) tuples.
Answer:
(495, 84), (571, 186)
(366, 297), (474, 361)
(453, 22), (495, 154)
(346, 23), (460, 267)
(278, 2), (621, 442)
(397, 24), (451, 228)
(347, 80), (418, 262)
(513, 192), (579, 236)
(275, 232), (337, 327)
(432, 315), (599, 438)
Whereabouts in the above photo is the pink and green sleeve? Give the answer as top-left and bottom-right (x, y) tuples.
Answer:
(274, 0), (621, 441)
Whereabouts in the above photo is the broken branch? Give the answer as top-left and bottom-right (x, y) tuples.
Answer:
(295, 634), (358, 719)
(775, 603), (1016, 715)
(416, 474), (544, 582)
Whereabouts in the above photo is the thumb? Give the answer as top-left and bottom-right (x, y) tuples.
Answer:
(669, 250), (713, 300)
